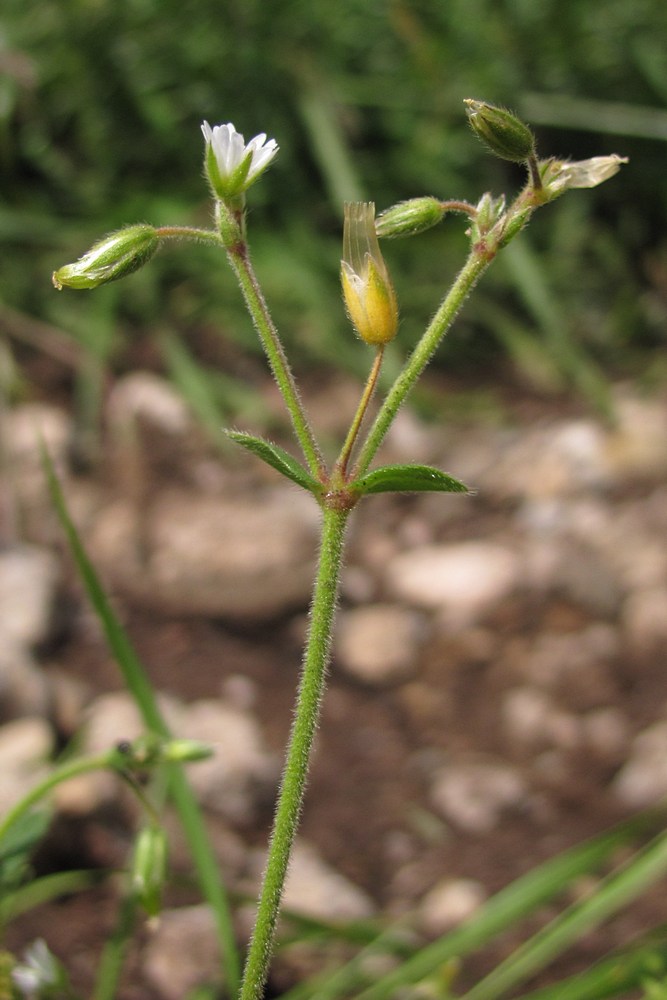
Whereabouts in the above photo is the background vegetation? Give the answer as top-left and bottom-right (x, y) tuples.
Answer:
(2, 0), (667, 423)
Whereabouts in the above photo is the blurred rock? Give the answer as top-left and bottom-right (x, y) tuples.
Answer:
(385, 542), (519, 626)
(605, 392), (667, 481)
(5, 404), (72, 541)
(0, 716), (54, 813)
(57, 690), (277, 827)
(481, 420), (610, 501)
(430, 759), (527, 833)
(248, 840), (374, 923)
(106, 372), (193, 437)
(178, 698), (278, 826)
(143, 905), (221, 1000)
(418, 877), (487, 936)
(622, 587), (667, 654)
(0, 544), (60, 648)
(89, 487), (320, 620)
(0, 642), (51, 722)
(334, 604), (426, 686)
(502, 688), (581, 751)
(613, 722), (667, 809)
(580, 707), (628, 760)
(280, 840), (374, 921)
(511, 625), (619, 710)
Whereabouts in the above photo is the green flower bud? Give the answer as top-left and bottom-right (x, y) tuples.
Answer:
(464, 99), (535, 163)
(52, 225), (158, 290)
(471, 192), (506, 240)
(131, 825), (168, 918)
(375, 197), (446, 239)
(160, 739), (213, 764)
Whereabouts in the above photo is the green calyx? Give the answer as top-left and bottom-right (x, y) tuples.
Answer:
(52, 225), (158, 290)
(464, 99), (535, 164)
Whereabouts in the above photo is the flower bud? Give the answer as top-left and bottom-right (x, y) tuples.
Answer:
(375, 197), (446, 239)
(52, 225), (158, 290)
(131, 825), (168, 918)
(160, 739), (213, 764)
(341, 202), (398, 346)
(471, 192), (506, 240)
(464, 99), (535, 163)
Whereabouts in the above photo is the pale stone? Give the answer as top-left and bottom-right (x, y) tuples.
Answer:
(613, 722), (667, 809)
(622, 587), (667, 653)
(335, 604), (425, 685)
(179, 699), (278, 825)
(143, 905), (221, 999)
(430, 760), (526, 833)
(0, 717), (54, 813)
(0, 545), (60, 648)
(502, 688), (581, 750)
(0, 642), (51, 720)
(89, 487), (320, 620)
(106, 372), (192, 436)
(418, 878), (487, 935)
(250, 840), (374, 922)
(385, 542), (519, 624)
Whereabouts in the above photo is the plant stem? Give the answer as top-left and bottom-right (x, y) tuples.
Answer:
(335, 346), (384, 479)
(155, 226), (223, 245)
(239, 504), (350, 1000)
(353, 247), (493, 477)
(0, 751), (119, 843)
(216, 201), (325, 480)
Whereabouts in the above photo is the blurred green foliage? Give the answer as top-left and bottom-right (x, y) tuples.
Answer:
(2, 0), (667, 408)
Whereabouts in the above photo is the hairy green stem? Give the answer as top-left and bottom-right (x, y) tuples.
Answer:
(216, 201), (325, 480)
(335, 345), (384, 479)
(353, 247), (492, 477)
(239, 505), (349, 1000)
(354, 198), (535, 478)
(156, 226), (223, 244)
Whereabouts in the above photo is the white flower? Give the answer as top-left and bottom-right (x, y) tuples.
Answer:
(201, 121), (278, 199)
(545, 154), (628, 195)
(12, 939), (59, 997)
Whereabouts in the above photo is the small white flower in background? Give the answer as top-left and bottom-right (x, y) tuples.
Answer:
(201, 121), (278, 199)
(545, 154), (628, 195)
(11, 939), (60, 997)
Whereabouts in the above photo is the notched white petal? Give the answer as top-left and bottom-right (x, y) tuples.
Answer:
(201, 119), (278, 194)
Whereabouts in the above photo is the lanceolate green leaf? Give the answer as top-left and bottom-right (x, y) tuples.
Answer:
(226, 430), (322, 495)
(351, 463), (470, 496)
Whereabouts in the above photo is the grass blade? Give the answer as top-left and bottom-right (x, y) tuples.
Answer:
(353, 819), (655, 1000)
(460, 828), (667, 1000)
(43, 449), (241, 996)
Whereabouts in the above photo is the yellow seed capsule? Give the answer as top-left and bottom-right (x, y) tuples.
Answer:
(341, 202), (398, 346)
